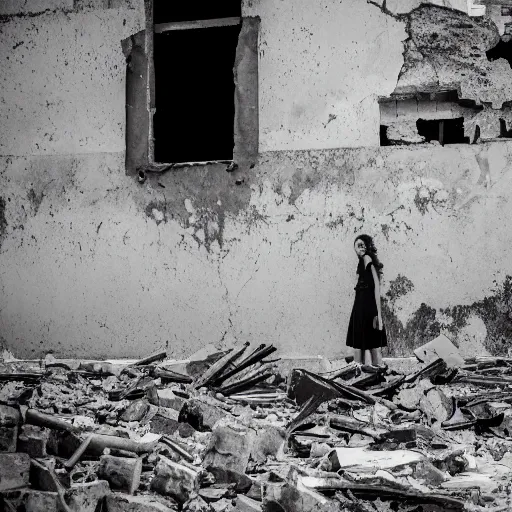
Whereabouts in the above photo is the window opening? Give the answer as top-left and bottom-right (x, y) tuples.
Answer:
(379, 91), (477, 146)
(416, 117), (469, 145)
(153, 2), (242, 164)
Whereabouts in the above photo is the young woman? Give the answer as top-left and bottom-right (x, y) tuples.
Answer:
(346, 234), (387, 371)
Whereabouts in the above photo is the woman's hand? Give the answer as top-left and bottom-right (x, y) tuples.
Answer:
(377, 315), (383, 331)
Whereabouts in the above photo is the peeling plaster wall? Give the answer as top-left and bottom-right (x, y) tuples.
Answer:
(243, 0), (407, 151)
(1, 1), (512, 359)
(2, 144), (512, 359)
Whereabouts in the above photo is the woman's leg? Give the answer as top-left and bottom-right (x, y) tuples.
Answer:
(370, 348), (383, 366)
(364, 350), (372, 366)
(353, 349), (364, 364)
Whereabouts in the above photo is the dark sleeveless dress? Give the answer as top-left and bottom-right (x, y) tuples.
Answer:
(346, 258), (387, 350)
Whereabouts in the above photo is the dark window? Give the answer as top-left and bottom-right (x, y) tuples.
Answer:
(154, 23), (241, 163)
(124, 2), (260, 174)
(154, 0), (241, 24)
(416, 117), (469, 145)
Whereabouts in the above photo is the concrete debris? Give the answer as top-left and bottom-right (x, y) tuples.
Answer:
(414, 334), (465, 368)
(2, 341), (512, 510)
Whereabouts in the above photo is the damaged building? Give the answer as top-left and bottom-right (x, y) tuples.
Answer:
(3, 1), (512, 511)
(1, 0), (512, 361)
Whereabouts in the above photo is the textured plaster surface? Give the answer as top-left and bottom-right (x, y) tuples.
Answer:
(1, 142), (512, 359)
(243, 0), (407, 151)
(1, 1), (512, 359)
(0, 2), (144, 156)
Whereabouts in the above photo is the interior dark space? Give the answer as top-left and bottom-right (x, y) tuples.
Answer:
(153, 24), (241, 163)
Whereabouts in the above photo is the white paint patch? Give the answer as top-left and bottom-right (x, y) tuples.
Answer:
(152, 209), (164, 222)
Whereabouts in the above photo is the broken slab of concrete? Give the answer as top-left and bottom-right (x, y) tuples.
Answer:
(178, 398), (231, 432)
(234, 494), (262, 511)
(158, 388), (187, 411)
(151, 455), (199, 504)
(18, 424), (49, 458)
(65, 480), (111, 512)
(203, 419), (256, 491)
(263, 479), (339, 512)
(414, 334), (465, 368)
(328, 447), (425, 473)
(106, 492), (178, 511)
(0, 405), (20, 452)
(250, 424), (286, 464)
(0, 452), (30, 491)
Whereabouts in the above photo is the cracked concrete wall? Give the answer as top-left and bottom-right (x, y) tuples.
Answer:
(2, 143), (512, 359)
(1, 0), (512, 359)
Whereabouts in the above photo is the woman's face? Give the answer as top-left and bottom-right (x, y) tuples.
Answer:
(354, 239), (366, 258)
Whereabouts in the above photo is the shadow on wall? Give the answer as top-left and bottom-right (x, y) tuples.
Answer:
(383, 275), (512, 357)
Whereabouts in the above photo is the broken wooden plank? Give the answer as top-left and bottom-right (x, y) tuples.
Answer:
(213, 344), (277, 386)
(403, 358), (447, 384)
(218, 371), (273, 396)
(194, 343), (249, 389)
(329, 414), (383, 440)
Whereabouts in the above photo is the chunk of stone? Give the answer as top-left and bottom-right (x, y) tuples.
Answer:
(328, 447), (425, 473)
(120, 399), (150, 422)
(179, 398), (228, 432)
(263, 480), (339, 512)
(414, 334), (464, 368)
(395, 379), (433, 410)
(158, 388), (187, 411)
(25, 490), (60, 512)
(151, 455), (199, 503)
(65, 480), (111, 512)
(106, 492), (178, 511)
(420, 386), (453, 425)
(0, 452), (30, 490)
(29, 458), (60, 491)
(183, 494), (214, 511)
(47, 430), (81, 458)
(413, 459), (448, 486)
(151, 413), (196, 438)
(0, 405), (20, 452)
(251, 425), (286, 463)
(203, 419), (256, 491)
(18, 425), (49, 458)
(98, 455), (142, 494)
(235, 494), (262, 511)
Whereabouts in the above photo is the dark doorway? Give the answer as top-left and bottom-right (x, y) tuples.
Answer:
(416, 117), (469, 145)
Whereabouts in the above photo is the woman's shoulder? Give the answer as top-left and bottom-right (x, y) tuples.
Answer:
(363, 255), (373, 267)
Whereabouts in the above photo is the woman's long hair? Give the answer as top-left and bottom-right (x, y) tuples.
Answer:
(355, 234), (383, 278)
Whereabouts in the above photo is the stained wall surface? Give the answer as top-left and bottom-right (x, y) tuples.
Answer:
(0, 0), (512, 359)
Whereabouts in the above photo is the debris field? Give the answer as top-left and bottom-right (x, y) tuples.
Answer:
(1, 335), (512, 511)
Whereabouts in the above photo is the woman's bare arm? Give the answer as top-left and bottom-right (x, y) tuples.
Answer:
(367, 257), (383, 330)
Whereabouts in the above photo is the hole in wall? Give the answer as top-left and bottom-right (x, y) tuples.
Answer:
(486, 38), (512, 69)
(380, 125), (391, 146)
(379, 91), (477, 146)
(416, 117), (469, 145)
(499, 118), (512, 138)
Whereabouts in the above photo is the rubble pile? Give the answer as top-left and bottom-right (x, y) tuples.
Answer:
(1, 336), (512, 511)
